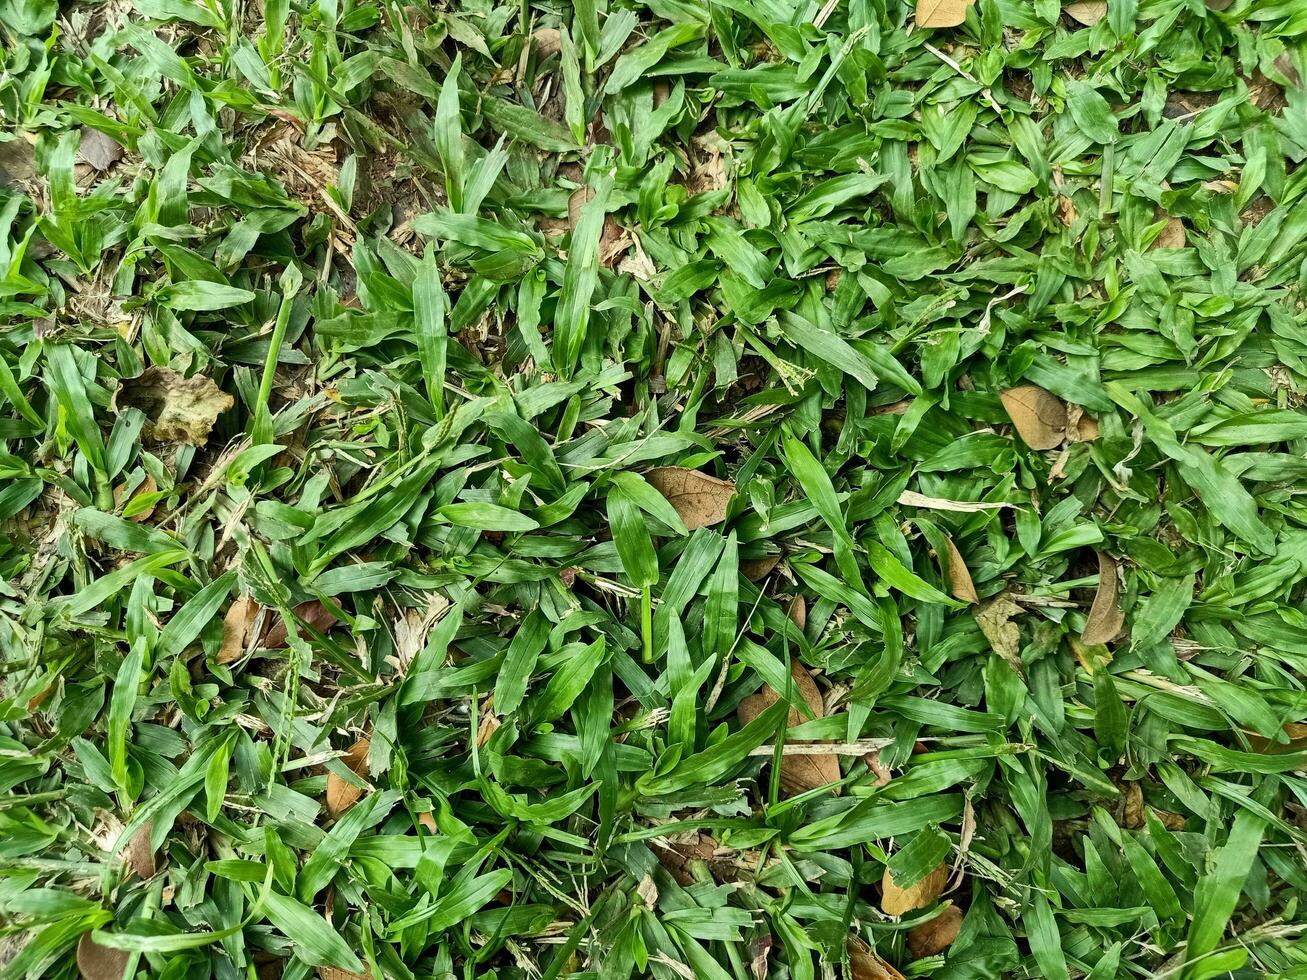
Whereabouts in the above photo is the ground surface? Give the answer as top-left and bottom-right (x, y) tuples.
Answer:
(2, 0), (1307, 977)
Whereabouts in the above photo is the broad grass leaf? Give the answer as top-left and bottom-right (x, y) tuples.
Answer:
(113, 368), (234, 446)
(1186, 811), (1265, 962)
(915, 0), (975, 28)
(644, 466), (735, 529)
(262, 891), (364, 972)
(1000, 385), (1067, 450)
(1081, 552), (1124, 645)
(737, 660), (840, 797)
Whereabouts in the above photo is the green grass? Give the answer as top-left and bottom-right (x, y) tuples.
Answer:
(2, 0), (1307, 977)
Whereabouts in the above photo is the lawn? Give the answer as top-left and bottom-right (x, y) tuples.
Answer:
(2, 0), (1307, 977)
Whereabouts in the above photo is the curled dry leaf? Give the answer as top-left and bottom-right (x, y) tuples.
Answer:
(847, 936), (906, 980)
(326, 737), (371, 818)
(77, 932), (130, 980)
(915, 0), (975, 28)
(218, 595), (258, 664)
(1120, 780), (1145, 829)
(1065, 404), (1099, 443)
(262, 599), (338, 649)
(974, 595), (1022, 671)
(1063, 0), (1106, 25)
(1081, 552), (1124, 646)
(881, 862), (948, 916)
(568, 186), (630, 269)
(897, 490), (1010, 513)
(738, 660), (840, 797)
(907, 904), (964, 958)
(645, 466), (735, 530)
(79, 127), (124, 171)
(123, 822), (156, 879)
(1000, 385), (1067, 450)
(943, 536), (978, 604)
(114, 367), (234, 446)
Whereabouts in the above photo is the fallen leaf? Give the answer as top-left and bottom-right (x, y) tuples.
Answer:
(77, 932), (130, 980)
(0, 136), (37, 188)
(326, 737), (370, 818)
(262, 599), (338, 649)
(645, 467), (735, 530)
(1153, 214), (1187, 249)
(748, 936), (772, 980)
(738, 661), (840, 797)
(943, 536), (978, 604)
(568, 186), (629, 268)
(786, 595), (807, 631)
(113, 473), (157, 522)
(78, 128), (124, 171)
(114, 368), (234, 446)
(741, 554), (781, 581)
(881, 862), (948, 916)
(123, 822), (156, 879)
(1120, 780), (1144, 829)
(1000, 385), (1067, 450)
(915, 0), (975, 28)
(218, 595), (258, 664)
(317, 970), (369, 980)
(1244, 722), (1307, 753)
(897, 491), (1010, 513)
(1063, 0), (1106, 25)
(907, 905), (964, 958)
(848, 936), (906, 980)
(974, 595), (1022, 670)
(1065, 404), (1099, 443)
(1081, 552), (1124, 645)
(532, 27), (562, 59)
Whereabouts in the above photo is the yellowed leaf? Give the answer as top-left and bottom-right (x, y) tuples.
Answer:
(1064, 0), (1106, 25)
(907, 905), (964, 958)
(114, 367), (234, 446)
(645, 466), (735, 530)
(848, 936), (907, 980)
(881, 862), (948, 916)
(1000, 385), (1067, 450)
(915, 0), (975, 28)
(897, 490), (1011, 513)
(1081, 552), (1124, 645)
(78, 932), (130, 980)
(943, 536), (978, 604)
(738, 661), (840, 797)
(326, 737), (370, 818)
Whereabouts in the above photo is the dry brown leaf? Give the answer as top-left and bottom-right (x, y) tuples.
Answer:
(881, 862), (948, 916)
(943, 536), (978, 604)
(326, 737), (370, 818)
(1000, 385), (1067, 450)
(974, 595), (1022, 670)
(740, 554), (780, 581)
(317, 970), (369, 980)
(786, 595), (807, 631)
(907, 905), (964, 958)
(897, 490), (1010, 513)
(114, 368), (234, 446)
(915, 0), (975, 28)
(568, 186), (630, 268)
(738, 661), (840, 797)
(113, 473), (157, 523)
(1120, 780), (1145, 829)
(79, 128), (124, 171)
(1081, 552), (1124, 645)
(645, 467), (735, 530)
(123, 822), (156, 879)
(218, 596), (258, 664)
(0, 136), (37, 188)
(77, 932), (130, 980)
(654, 833), (740, 885)
(1066, 404), (1099, 444)
(1153, 214), (1187, 249)
(1244, 722), (1307, 753)
(532, 27), (562, 58)
(1063, 0), (1106, 25)
(847, 936), (906, 980)
(262, 599), (338, 649)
